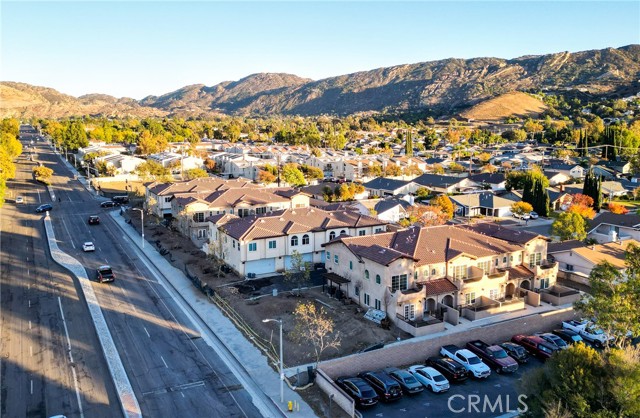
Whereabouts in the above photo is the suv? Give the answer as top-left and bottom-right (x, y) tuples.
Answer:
(499, 342), (529, 363)
(357, 371), (403, 402)
(552, 329), (584, 345)
(335, 377), (378, 408)
(96, 266), (115, 283)
(88, 216), (100, 225)
(425, 357), (468, 383)
(36, 203), (53, 213)
(512, 335), (557, 360)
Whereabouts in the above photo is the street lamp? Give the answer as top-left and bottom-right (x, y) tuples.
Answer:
(263, 318), (283, 403)
(132, 208), (145, 248)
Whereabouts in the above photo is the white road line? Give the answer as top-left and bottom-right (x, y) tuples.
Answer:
(143, 327), (150, 338)
(160, 356), (168, 368)
(60, 218), (76, 249)
(30, 380), (33, 394)
(29, 321), (32, 330)
(30, 346), (33, 357)
(37, 189), (41, 202)
(27, 269), (29, 277)
(58, 297), (85, 418)
(28, 300), (31, 308)
(181, 392), (185, 398)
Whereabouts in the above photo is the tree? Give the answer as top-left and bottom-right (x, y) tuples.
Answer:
(135, 160), (170, 179)
(136, 130), (168, 155)
(405, 129), (413, 156)
(281, 163), (306, 186)
(571, 193), (594, 207)
(203, 158), (216, 172)
(415, 187), (430, 200)
(384, 163), (402, 177)
(511, 201), (533, 218)
(430, 195), (454, 219)
(292, 302), (341, 365)
(607, 202), (629, 214)
(300, 164), (324, 181)
(257, 169), (276, 184)
(207, 230), (229, 279)
(33, 166), (54, 184)
(284, 250), (312, 295)
(583, 169), (602, 212)
(430, 163), (445, 174)
(406, 205), (449, 226)
(567, 203), (596, 220)
(183, 168), (208, 180)
(551, 212), (587, 241)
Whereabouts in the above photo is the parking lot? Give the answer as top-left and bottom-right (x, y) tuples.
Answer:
(360, 359), (543, 418)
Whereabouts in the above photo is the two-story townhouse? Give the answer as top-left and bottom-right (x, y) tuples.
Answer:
(210, 207), (388, 277)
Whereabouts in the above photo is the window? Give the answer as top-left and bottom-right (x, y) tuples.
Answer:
(248, 243), (257, 252)
(431, 268), (437, 276)
(374, 299), (381, 310)
(349, 261), (353, 270)
(340, 230), (346, 236)
(510, 255), (514, 262)
(364, 293), (370, 306)
(268, 240), (277, 249)
(518, 253), (522, 262)
(489, 289), (499, 300)
(365, 270), (370, 280)
(375, 228), (383, 233)
(164, 197), (171, 203)
(424, 270), (429, 277)
(193, 212), (205, 222)
(465, 292), (476, 305)
(358, 230), (366, 236)
(391, 274), (408, 292)
(329, 231), (336, 240)
(355, 287), (360, 296)
(302, 234), (309, 245)
(375, 274), (381, 284)
(334, 255), (338, 264)
(291, 236), (298, 246)
(540, 277), (550, 289)
(566, 264), (574, 271)
(326, 251), (330, 260)
(503, 256), (507, 264)
(233, 241), (236, 248)
(403, 304), (415, 320)
(453, 265), (468, 280)
(495, 258), (499, 266)
(477, 261), (491, 274)
(238, 244), (240, 252)
(197, 229), (207, 238)
(529, 253), (542, 268)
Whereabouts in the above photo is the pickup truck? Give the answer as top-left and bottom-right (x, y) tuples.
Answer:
(562, 320), (613, 348)
(440, 345), (491, 379)
(466, 340), (519, 373)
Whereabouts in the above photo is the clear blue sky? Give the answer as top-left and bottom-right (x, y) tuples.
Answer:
(2, 1), (639, 99)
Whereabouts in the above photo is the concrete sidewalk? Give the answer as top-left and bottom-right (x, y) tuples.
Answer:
(110, 211), (317, 417)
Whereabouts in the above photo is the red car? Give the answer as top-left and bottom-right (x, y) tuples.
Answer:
(511, 335), (557, 360)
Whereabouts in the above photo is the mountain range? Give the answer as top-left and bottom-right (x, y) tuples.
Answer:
(2, 45), (639, 119)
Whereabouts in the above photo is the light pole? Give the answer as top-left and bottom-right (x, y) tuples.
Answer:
(132, 208), (145, 248)
(263, 318), (283, 403)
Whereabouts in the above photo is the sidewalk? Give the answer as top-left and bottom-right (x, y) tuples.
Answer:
(110, 211), (316, 417)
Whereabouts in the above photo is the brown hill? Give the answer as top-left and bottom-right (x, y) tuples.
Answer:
(459, 91), (547, 121)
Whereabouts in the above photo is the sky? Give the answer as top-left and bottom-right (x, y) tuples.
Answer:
(2, 1), (639, 100)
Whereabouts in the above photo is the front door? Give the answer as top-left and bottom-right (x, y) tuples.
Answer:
(404, 304), (415, 321)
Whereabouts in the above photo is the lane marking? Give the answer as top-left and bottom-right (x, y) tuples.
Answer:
(30, 346), (33, 357)
(29, 320), (32, 330)
(28, 300), (31, 308)
(30, 380), (33, 394)
(143, 327), (150, 338)
(58, 297), (85, 418)
(160, 356), (168, 368)
(181, 392), (185, 398)
(60, 218), (76, 249)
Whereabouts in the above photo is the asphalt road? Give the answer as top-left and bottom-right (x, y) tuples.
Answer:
(2, 127), (262, 418)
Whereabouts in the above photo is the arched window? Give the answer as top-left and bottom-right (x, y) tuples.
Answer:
(340, 230), (346, 236)
(375, 274), (381, 284)
(291, 236), (298, 246)
(365, 270), (370, 280)
(329, 231), (336, 240)
(302, 234), (310, 245)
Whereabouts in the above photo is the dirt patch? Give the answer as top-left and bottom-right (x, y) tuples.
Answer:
(93, 180), (146, 197)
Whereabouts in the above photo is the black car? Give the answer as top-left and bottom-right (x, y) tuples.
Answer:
(425, 357), (468, 383)
(335, 377), (378, 408)
(96, 265), (115, 283)
(35, 203), (53, 213)
(88, 216), (100, 225)
(499, 342), (530, 364)
(357, 371), (403, 402)
(552, 329), (584, 345)
(100, 201), (116, 208)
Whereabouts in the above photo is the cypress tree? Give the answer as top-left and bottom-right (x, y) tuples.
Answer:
(583, 169), (603, 212)
(405, 129), (413, 157)
(594, 172), (602, 212)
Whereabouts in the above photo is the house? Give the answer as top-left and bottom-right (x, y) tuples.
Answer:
(548, 239), (640, 286)
(209, 207), (388, 277)
(323, 224), (557, 336)
(94, 154), (145, 174)
(544, 170), (572, 186)
(450, 192), (517, 218)
(349, 197), (414, 223)
(412, 173), (481, 194)
(363, 177), (417, 197)
(468, 173), (507, 191)
(544, 162), (585, 179)
(147, 152), (181, 168)
(587, 212), (640, 243)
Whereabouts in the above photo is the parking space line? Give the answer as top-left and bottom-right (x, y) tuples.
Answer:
(160, 356), (168, 368)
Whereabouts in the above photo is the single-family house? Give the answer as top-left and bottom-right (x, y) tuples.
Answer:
(587, 212), (640, 243)
(412, 173), (481, 194)
(364, 177), (417, 197)
(450, 192), (516, 218)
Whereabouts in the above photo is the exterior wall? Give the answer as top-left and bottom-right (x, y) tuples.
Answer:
(316, 370), (355, 418)
(551, 251), (595, 277)
(290, 194), (310, 208)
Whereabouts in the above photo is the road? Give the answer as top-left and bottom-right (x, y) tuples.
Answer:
(2, 126), (262, 417)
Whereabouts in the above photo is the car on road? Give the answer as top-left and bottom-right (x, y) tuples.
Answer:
(82, 242), (95, 252)
(499, 342), (529, 363)
(552, 329), (584, 345)
(100, 201), (117, 208)
(335, 376), (379, 408)
(407, 365), (450, 393)
(384, 368), (424, 395)
(425, 357), (468, 383)
(88, 215), (100, 225)
(96, 265), (115, 283)
(15, 196), (24, 204)
(357, 370), (403, 402)
(36, 203), (53, 213)
(529, 211), (539, 219)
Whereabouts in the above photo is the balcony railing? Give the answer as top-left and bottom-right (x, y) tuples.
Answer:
(396, 313), (442, 327)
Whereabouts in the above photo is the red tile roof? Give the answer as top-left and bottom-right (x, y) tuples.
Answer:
(420, 278), (458, 296)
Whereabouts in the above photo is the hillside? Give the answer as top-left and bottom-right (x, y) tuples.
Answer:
(459, 92), (547, 121)
(2, 45), (639, 118)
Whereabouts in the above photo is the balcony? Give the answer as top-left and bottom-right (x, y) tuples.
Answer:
(395, 313), (445, 337)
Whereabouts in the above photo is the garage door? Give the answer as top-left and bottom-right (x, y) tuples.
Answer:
(284, 252), (313, 270)
(245, 258), (276, 275)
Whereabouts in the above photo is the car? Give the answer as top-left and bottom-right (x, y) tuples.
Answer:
(562, 320), (613, 348)
(499, 342), (529, 364)
(96, 265), (115, 283)
(100, 201), (116, 208)
(466, 340), (519, 373)
(15, 196), (24, 204)
(88, 216), (100, 225)
(357, 371), (403, 402)
(384, 368), (424, 395)
(407, 365), (450, 393)
(511, 335), (558, 360)
(552, 329), (584, 345)
(425, 357), (468, 383)
(440, 345), (491, 379)
(536, 332), (569, 350)
(335, 377), (378, 408)
(36, 203), (53, 213)
(529, 211), (539, 219)
(82, 242), (95, 252)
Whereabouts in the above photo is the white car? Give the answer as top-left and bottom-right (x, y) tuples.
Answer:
(407, 365), (450, 393)
(15, 196), (24, 204)
(529, 211), (539, 219)
(82, 242), (95, 252)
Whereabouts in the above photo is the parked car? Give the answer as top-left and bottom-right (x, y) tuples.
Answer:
(88, 216), (100, 225)
(425, 357), (468, 383)
(466, 340), (519, 373)
(499, 342), (529, 364)
(439, 345), (491, 378)
(536, 333), (569, 350)
(100, 201), (116, 208)
(335, 377), (378, 408)
(357, 371), (403, 402)
(96, 265), (115, 283)
(562, 320), (613, 348)
(528, 211), (539, 219)
(82, 242), (95, 252)
(36, 203), (53, 213)
(513, 212), (531, 220)
(511, 335), (558, 360)
(15, 196), (24, 204)
(384, 368), (424, 395)
(407, 365), (449, 393)
(552, 329), (584, 345)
